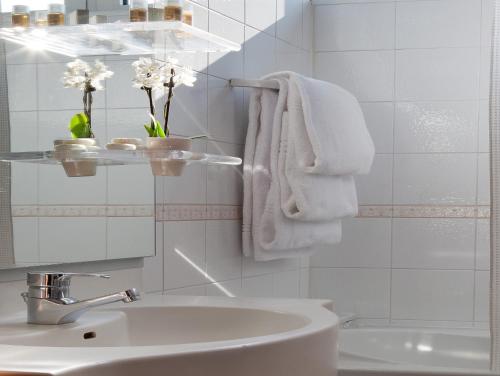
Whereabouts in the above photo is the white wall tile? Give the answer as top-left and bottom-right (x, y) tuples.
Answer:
(395, 101), (479, 153)
(277, 0), (303, 47)
(302, 0), (313, 51)
(210, 0), (244, 22)
(208, 12), (245, 80)
(207, 76), (245, 144)
(245, 0), (276, 35)
(207, 142), (243, 204)
(166, 285), (207, 296)
(244, 26), (276, 79)
(392, 219), (475, 270)
(479, 46), (491, 100)
(169, 73), (208, 137)
(242, 274), (275, 297)
(12, 218), (38, 264)
(315, 3), (395, 51)
(163, 140), (207, 204)
(315, 51), (395, 102)
(7, 64), (37, 111)
(107, 217), (155, 259)
(360, 102), (394, 154)
(396, 48), (480, 101)
(355, 154), (393, 205)
(310, 268), (390, 318)
(142, 222), (164, 293)
(108, 165), (154, 205)
(393, 154), (477, 205)
(391, 269), (475, 321)
(476, 219), (490, 271)
(39, 217), (107, 263)
(396, 0), (481, 49)
(206, 220), (242, 281)
(478, 100), (489, 153)
(164, 221), (207, 290)
(273, 269), (300, 298)
(206, 279), (242, 297)
(311, 218), (392, 268)
(474, 270), (489, 322)
(477, 153), (490, 205)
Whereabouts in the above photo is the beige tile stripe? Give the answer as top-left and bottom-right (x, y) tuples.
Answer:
(358, 205), (490, 219)
(12, 205), (490, 220)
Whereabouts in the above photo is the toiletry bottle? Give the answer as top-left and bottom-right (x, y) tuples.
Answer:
(182, 1), (192, 25)
(164, 0), (182, 21)
(47, 3), (65, 26)
(31, 10), (48, 27)
(148, 0), (164, 21)
(11, 5), (30, 27)
(130, 0), (148, 22)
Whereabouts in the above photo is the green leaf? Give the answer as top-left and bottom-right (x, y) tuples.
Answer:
(155, 121), (166, 138)
(69, 113), (91, 139)
(144, 120), (166, 138)
(144, 124), (155, 137)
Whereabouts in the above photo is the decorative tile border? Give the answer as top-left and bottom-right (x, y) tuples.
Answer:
(158, 205), (242, 221)
(12, 205), (155, 217)
(11, 204), (490, 220)
(358, 205), (490, 219)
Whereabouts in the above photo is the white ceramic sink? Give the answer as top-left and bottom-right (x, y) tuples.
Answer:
(0, 295), (338, 376)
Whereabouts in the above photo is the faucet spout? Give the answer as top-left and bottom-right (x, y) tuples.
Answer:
(54, 288), (141, 324)
(23, 272), (140, 325)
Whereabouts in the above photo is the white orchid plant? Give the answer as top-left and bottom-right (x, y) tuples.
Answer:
(63, 59), (114, 138)
(132, 57), (196, 137)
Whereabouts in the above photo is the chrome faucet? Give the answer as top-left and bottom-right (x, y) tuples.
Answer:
(21, 272), (140, 325)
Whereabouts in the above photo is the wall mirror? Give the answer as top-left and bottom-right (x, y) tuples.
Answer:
(0, 0), (156, 269)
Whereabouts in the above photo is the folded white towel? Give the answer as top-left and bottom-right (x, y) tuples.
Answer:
(264, 72), (375, 176)
(243, 80), (343, 261)
(278, 91), (359, 222)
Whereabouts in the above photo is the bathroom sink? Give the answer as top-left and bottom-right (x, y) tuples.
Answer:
(0, 295), (338, 376)
(0, 306), (310, 347)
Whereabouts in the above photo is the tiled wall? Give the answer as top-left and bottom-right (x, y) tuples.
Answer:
(0, 0), (312, 304)
(139, 0), (314, 299)
(310, 0), (492, 327)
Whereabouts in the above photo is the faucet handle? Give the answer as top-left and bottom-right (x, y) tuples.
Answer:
(27, 272), (110, 287)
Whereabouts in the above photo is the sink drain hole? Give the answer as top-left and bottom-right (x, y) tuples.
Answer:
(83, 331), (97, 340)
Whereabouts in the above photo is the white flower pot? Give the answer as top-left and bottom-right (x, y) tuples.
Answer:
(146, 136), (192, 176)
(54, 138), (98, 177)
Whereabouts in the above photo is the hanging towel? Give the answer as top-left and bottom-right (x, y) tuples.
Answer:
(243, 79), (343, 261)
(265, 72), (375, 176)
(278, 87), (360, 221)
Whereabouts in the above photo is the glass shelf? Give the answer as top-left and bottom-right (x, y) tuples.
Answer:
(0, 21), (241, 57)
(0, 149), (242, 167)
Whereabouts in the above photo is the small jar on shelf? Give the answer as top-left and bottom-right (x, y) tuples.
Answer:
(164, 0), (182, 21)
(148, 0), (164, 21)
(130, 0), (148, 22)
(182, 1), (193, 25)
(47, 3), (65, 26)
(31, 10), (48, 27)
(11, 5), (30, 27)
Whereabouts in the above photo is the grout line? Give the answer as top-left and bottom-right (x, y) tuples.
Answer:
(388, 0), (397, 325)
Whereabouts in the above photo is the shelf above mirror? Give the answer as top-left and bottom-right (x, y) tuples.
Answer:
(0, 149), (242, 167)
(0, 21), (241, 57)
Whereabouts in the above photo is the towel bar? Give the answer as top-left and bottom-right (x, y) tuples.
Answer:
(229, 79), (280, 90)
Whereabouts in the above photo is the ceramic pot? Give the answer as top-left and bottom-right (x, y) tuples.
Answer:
(146, 136), (192, 176)
(53, 138), (98, 177)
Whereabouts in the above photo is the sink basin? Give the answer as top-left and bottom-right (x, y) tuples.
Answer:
(1, 306), (310, 347)
(0, 295), (338, 376)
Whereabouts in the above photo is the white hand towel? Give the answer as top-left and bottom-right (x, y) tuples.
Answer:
(243, 80), (343, 261)
(278, 95), (359, 222)
(264, 72), (375, 176)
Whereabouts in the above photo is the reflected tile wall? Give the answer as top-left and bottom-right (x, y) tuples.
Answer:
(144, 0), (313, 299)
(311, 0), (491, 326)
